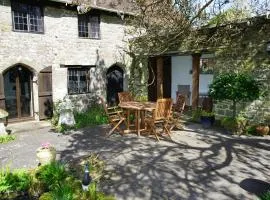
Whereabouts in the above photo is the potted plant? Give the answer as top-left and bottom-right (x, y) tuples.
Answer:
(36, 142), (56, 165)
(255, 115), (270, 136)
(200, 110), (215, 128)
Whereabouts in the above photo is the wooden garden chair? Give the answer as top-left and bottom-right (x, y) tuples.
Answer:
(118, 91), (133, 103)
(118, 91), (137, 127)
(100, 98), (127, 137)
(169, 94), (186, 130)
(145, 98), (173, 141)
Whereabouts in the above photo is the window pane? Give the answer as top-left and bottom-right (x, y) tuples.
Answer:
(89, 16), (100, 39)
(78, 15), (89, 38)
(29, 6), (43, 33)
(13, 11), (28, 31)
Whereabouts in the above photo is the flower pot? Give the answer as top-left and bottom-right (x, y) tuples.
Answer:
(256, 125), (269, 136)
(200, 116), (215, 128)
(36, 147), (56, 165)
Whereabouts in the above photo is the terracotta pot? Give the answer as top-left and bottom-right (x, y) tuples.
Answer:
(36, 147), (56, 165)
(256, 125), (269, 136)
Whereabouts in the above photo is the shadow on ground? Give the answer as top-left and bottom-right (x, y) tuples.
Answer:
(58, 123), (270, 200)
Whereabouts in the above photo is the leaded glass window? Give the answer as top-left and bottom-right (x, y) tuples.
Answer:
(12, 1), (43, 33)
(78, 14), (100, 39)
(68, 68), (90, 94)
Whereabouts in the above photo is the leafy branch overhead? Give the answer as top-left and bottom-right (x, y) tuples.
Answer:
(126, 0), (270, 55)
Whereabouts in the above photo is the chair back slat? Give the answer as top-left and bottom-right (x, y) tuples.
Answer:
(118, 92), (133, 103)
(174, 94), (186, 114)
(154, 98), (172, 120)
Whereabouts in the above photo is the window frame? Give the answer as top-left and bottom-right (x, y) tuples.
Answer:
(67, 66), (95, 95)
(11, 1), (44, 34)
(78, 13), (101, 39)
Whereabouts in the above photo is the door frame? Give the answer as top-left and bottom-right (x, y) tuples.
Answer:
(2, 65), (35, 121)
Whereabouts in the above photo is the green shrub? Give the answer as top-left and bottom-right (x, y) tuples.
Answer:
(209, 73), (261, 117)
(74, 105), (108, 129)
(51, 183), (74, 200)
(69, 153), (105, 182)
(246, 125), (257, 136)
(259, 190), (270, 200)
(191, 108), (202, 122)
(200, 110), (215, 117)
(80, 182), (115, 200)
(221, 116), (247, 134)
(0, 135), (15, 144)
(135, 95), (148, 102)
(0, 168), (32, 193)
(39, 192), (53, 200)
(36, 162), (68, 190)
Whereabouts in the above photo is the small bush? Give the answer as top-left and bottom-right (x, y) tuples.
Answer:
(51, 183), (74, 200)
(259, 190), (270, 200)
(191, 108), (202, 122)
(221, 116), (247, 134)
(69, 153), (105, 182)
(0, 168), (32, 193)
(0, 135), (15, 144)
(36, 162), (68, 190)
(74, 105), (108, 129)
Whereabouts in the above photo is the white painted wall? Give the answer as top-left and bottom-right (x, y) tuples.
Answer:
(171, 54), (214, 105)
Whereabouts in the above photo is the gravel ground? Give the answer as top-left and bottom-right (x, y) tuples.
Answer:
(1, 121), (269, 200)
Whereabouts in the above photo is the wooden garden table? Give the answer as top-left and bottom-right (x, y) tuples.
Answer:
(118, 101), (156, 136)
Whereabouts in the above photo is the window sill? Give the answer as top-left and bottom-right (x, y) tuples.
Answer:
(12, 30), (44, 34)
(68, 93), (92, 95)
(78, 37), (101, 40)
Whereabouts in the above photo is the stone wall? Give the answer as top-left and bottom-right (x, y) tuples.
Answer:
(214, 69), (270, 123)
(0, 0), (131, 119)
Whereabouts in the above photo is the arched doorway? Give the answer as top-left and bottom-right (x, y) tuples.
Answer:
(106, 65), (124, 106)
(3, 65), (33, 119)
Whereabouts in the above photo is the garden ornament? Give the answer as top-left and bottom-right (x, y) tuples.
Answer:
(0, 108), (8, 136)
(58, 98), (76, 126)
(82, 162), (92, 191)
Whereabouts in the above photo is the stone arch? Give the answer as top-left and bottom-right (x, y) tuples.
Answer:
(106, 64), (124, 106)
(1, 58), (44, 74)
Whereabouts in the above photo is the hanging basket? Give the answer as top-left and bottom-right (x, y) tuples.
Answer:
(36, 146), (56, 165)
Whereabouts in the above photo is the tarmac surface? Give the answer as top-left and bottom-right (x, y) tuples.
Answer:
(1, 121), (270, 200)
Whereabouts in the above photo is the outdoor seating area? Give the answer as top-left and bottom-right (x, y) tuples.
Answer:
(103, 92), (186, 141)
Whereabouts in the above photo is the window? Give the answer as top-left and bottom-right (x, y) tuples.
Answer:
(78, 14), (100, 39)
(11, 1), (44, 33)
(200, 58), (215, 74)
(68, 67), (91, 94)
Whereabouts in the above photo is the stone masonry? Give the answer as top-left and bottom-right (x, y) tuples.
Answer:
(0, 0), (131, 119)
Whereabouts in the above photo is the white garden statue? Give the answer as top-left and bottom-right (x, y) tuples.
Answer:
(0, 109), (8, 136)
(58, 98), (76, 126)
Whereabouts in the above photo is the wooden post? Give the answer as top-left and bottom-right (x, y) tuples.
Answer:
(192, 54), (201, 110)
(156, 57), (164, 99)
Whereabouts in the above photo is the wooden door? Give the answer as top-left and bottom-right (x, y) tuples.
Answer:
(39, 66), (53, 120)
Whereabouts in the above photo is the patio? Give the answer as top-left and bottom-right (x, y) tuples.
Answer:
(1, 121), (270, 199)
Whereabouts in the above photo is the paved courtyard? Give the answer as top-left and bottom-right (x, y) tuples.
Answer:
(1, 121), (270, 200)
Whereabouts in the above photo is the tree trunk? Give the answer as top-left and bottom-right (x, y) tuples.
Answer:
(232, 100), (236, 118)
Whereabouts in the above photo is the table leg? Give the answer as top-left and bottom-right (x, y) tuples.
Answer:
(141, 110), (145, 129)
(137, 110), (140, 136)
(127, 109), (130, 130)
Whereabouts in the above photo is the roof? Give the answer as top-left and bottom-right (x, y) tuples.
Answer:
(51, 0), (137, 15)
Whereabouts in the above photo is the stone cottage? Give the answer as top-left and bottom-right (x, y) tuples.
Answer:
(0, 0), (135, 122)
